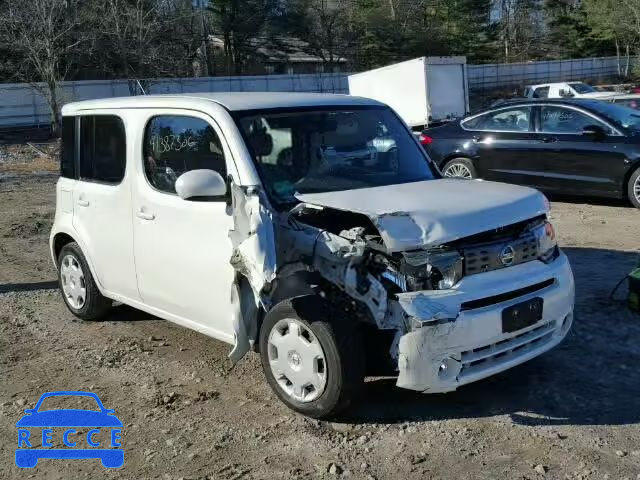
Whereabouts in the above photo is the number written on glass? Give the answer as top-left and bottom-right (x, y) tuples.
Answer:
(150, 135), (196, 153)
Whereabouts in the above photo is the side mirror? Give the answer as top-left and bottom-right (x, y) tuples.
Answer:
(582, 124), (606, 139)
(175, 169), (227, 200)
(23, 409), (34, 414)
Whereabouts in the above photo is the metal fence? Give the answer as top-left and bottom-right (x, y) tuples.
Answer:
(0, 73), (349, 128)
(0, 55), (632, 129)
(467, 56), (629, 93)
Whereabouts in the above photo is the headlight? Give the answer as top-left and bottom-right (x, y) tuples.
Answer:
(532, 221), (558, 263)
(394, 248), (463, 292)
(427, 249), (463, 289)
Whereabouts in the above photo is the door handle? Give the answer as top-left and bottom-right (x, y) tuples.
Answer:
(76, 199), (89, 207)
(472, 135), (492, 144)
(136, 209), (155, 221)
(540, 136), (558, 143)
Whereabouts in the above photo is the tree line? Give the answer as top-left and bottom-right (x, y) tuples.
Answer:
(1, 0), (640, 132)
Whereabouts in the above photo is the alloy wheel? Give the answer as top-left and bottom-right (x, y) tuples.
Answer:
(444, 162), (473, 179)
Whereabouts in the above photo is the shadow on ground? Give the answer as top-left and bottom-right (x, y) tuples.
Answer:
(0, 280), (58, 293)
(346, 247), (640, 427)
(0, 281), (158, 322)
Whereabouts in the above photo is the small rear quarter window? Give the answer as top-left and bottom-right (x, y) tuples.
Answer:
(60, 116), (76, 178)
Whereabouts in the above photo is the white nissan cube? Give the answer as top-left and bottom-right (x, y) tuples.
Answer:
(50, 93), (575, 418)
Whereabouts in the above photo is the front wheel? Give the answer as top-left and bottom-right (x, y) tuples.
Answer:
(259, 296), (365, 419)
(628, 167), (640, 209)
(442, 158), (477, 179)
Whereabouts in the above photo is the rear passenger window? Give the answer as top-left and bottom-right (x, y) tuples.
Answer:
(462, 107), (532, 132)
(79, 115), (126, 183)
(143, 115), (227, 194)
(60, 116), (76, 178)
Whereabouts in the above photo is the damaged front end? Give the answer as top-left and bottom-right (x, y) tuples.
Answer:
(227, 182), (574, 394)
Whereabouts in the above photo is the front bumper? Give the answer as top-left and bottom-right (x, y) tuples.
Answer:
(395, 251), (575, 393)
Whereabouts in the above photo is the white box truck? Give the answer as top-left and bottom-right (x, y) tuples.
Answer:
(348, 56), (469, 129)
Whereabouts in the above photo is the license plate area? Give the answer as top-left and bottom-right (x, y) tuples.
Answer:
(502, 297), (543, 333)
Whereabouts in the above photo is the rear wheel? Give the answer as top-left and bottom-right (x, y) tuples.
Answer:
(259, 296), (365, 419)
(628, 167), (640, 209)
(442, 157), (477, 179)
(57, 242), (111, 320)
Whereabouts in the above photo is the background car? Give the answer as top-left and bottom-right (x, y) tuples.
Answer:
(523, 82), (616, 99)
(420, 98), (640, 208)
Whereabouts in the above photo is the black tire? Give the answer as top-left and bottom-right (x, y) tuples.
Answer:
(442, 157), (477, 179)
(628, 167), (640, 209)
(259, 295), (365, 419)
(57, 242), (111, 320)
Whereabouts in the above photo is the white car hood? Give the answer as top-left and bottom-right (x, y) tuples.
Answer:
(296, 179), (549, 252)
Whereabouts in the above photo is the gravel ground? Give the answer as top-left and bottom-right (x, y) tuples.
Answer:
(1, 167), (639, 480)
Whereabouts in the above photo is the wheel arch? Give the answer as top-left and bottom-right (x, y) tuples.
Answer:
(439, 153), (475, 170)
(253, 271), (317, 353)
(623, 159), (640, 199)
(50, 229), (105, 294)
(52, 232), (75, 261)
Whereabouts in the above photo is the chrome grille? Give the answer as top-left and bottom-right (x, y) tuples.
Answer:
(463, 234), (538, 275)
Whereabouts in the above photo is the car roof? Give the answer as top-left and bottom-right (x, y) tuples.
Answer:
(484, 98), (606, 109)
(526, 82), (566, 88)
(61, 92), (383, 115)
(526, 82), (585, 89)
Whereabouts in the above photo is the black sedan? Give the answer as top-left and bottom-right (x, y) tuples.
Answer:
(420, 99), (640, 208)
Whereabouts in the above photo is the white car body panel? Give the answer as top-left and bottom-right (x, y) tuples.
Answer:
(70, 121), (139, 300)
(128, 108), (238, 340)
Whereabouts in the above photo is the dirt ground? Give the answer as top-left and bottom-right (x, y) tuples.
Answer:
(1, 150), (639, 480)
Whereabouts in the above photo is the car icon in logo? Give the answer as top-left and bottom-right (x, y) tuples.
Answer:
(15, 391), (123, 468)
(500, 245), (516, 266)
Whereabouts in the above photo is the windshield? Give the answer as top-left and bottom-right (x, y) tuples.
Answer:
(569, 82), (597, 94)
(587, 101), (640, 132)
(234, 106), (436, 205)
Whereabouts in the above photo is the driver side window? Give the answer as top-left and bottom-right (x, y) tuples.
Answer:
(143, 115), (227, 194)
(540, 106), (614, 135)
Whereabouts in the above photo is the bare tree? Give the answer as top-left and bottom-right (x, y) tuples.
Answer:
(97, 0), (162, 94)
(493, 0), (539, 62)
(208, 0), (277, 75)
(93, 0), (199, 93)
(300, 0), (356, 70)
(584, 0), (639, 76)
(0, 0), (85, 134)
